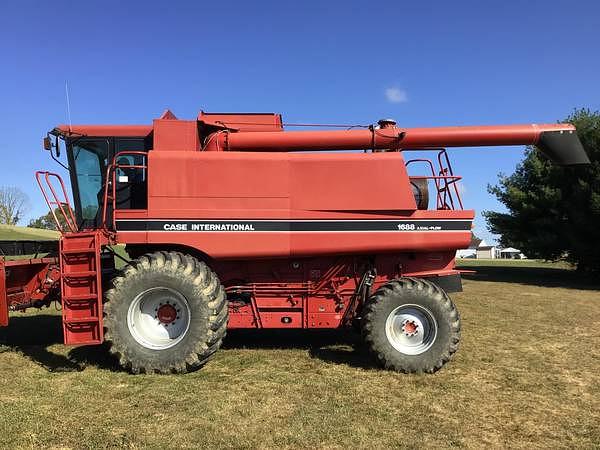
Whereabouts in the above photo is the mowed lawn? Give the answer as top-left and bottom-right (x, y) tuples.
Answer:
(0, 260), (599, 448)
(0, 225), (58, 241)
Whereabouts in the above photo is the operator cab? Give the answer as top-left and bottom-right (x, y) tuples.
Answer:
(46, 130), (151, 230)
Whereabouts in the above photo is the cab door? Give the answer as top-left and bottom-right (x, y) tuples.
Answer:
(113, 138), (149, 211)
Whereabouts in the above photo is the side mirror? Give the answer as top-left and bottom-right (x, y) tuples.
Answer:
(43, 136), (52, 151)
(43, 134), (61, 157)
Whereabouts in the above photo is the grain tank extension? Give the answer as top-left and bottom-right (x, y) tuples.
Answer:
(0, 109), (589, 374)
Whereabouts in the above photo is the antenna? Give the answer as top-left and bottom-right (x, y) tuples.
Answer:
(65, 81), (72, 132)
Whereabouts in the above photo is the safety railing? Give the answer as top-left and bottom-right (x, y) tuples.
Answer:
(35, 171), (78, 233)
(102, 151), (148, 231)
(405, 149), (464, 210)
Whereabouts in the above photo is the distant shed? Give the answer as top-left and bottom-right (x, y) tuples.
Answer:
(475, 239), (499, 259)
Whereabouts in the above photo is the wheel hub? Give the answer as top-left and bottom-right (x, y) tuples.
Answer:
(385, 304), (438, 355)
(157, 304), (178, 324)
(127, 287), (191, 350)
(402, 319), (418, 336)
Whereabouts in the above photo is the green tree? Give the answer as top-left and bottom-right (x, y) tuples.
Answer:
(484, 109), (600, 272)
(28, 207), (70, 231)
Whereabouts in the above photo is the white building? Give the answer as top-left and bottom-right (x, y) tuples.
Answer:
(499, 247), (526, 259)
(456, 234), (480, 258)
(475, 240), (500, 259)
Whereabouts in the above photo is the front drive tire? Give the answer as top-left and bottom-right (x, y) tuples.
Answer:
(104, 251), (228, 374)
(362, 277), (460, 373)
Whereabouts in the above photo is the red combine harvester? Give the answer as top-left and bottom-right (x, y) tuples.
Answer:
(0, 110), (589, 374)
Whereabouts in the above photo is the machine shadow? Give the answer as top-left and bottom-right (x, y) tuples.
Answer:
(223, 328), (377, 370)
(0, 314), (83, 372)
(1, 315), (376, 372)
(460, 264), (600, 290)
(0, 314), (119, 372)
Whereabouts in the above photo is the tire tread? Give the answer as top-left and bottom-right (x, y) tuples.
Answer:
(104, 251), (228, 374)
(362, 277), (460, 374)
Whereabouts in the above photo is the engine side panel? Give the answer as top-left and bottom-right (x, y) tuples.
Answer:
(115, 150), (473, 259)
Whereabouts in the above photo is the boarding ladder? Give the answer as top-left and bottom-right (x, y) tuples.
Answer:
(36, 172), (103, 344)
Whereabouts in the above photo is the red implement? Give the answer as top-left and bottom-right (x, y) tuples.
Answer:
(4, 107), (584, 374)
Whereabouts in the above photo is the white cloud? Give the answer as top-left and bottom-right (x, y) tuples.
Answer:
(385, 87), (408, 103)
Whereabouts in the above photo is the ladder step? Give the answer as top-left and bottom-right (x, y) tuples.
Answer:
(63, 293), (98, 301)
(62, 249), (96, 255)
(63, 231), (97, 237)
(63, 271), (97, 278)
(64, 317), (100, 324)
(64, 337), (102, 345)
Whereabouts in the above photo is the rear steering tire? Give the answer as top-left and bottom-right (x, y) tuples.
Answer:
(104, 251), (227, 374)
(362, 277), (460, 373)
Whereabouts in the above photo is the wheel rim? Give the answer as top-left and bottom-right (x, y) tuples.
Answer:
(127, 287), (191, 350)
(385, 303), (438, 355)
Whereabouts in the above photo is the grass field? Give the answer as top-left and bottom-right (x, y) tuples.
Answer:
(1, 259), (599, 448)
(0, 225), (59, 241)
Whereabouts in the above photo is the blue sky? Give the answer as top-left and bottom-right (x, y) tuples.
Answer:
(1, 0), (599, 243)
